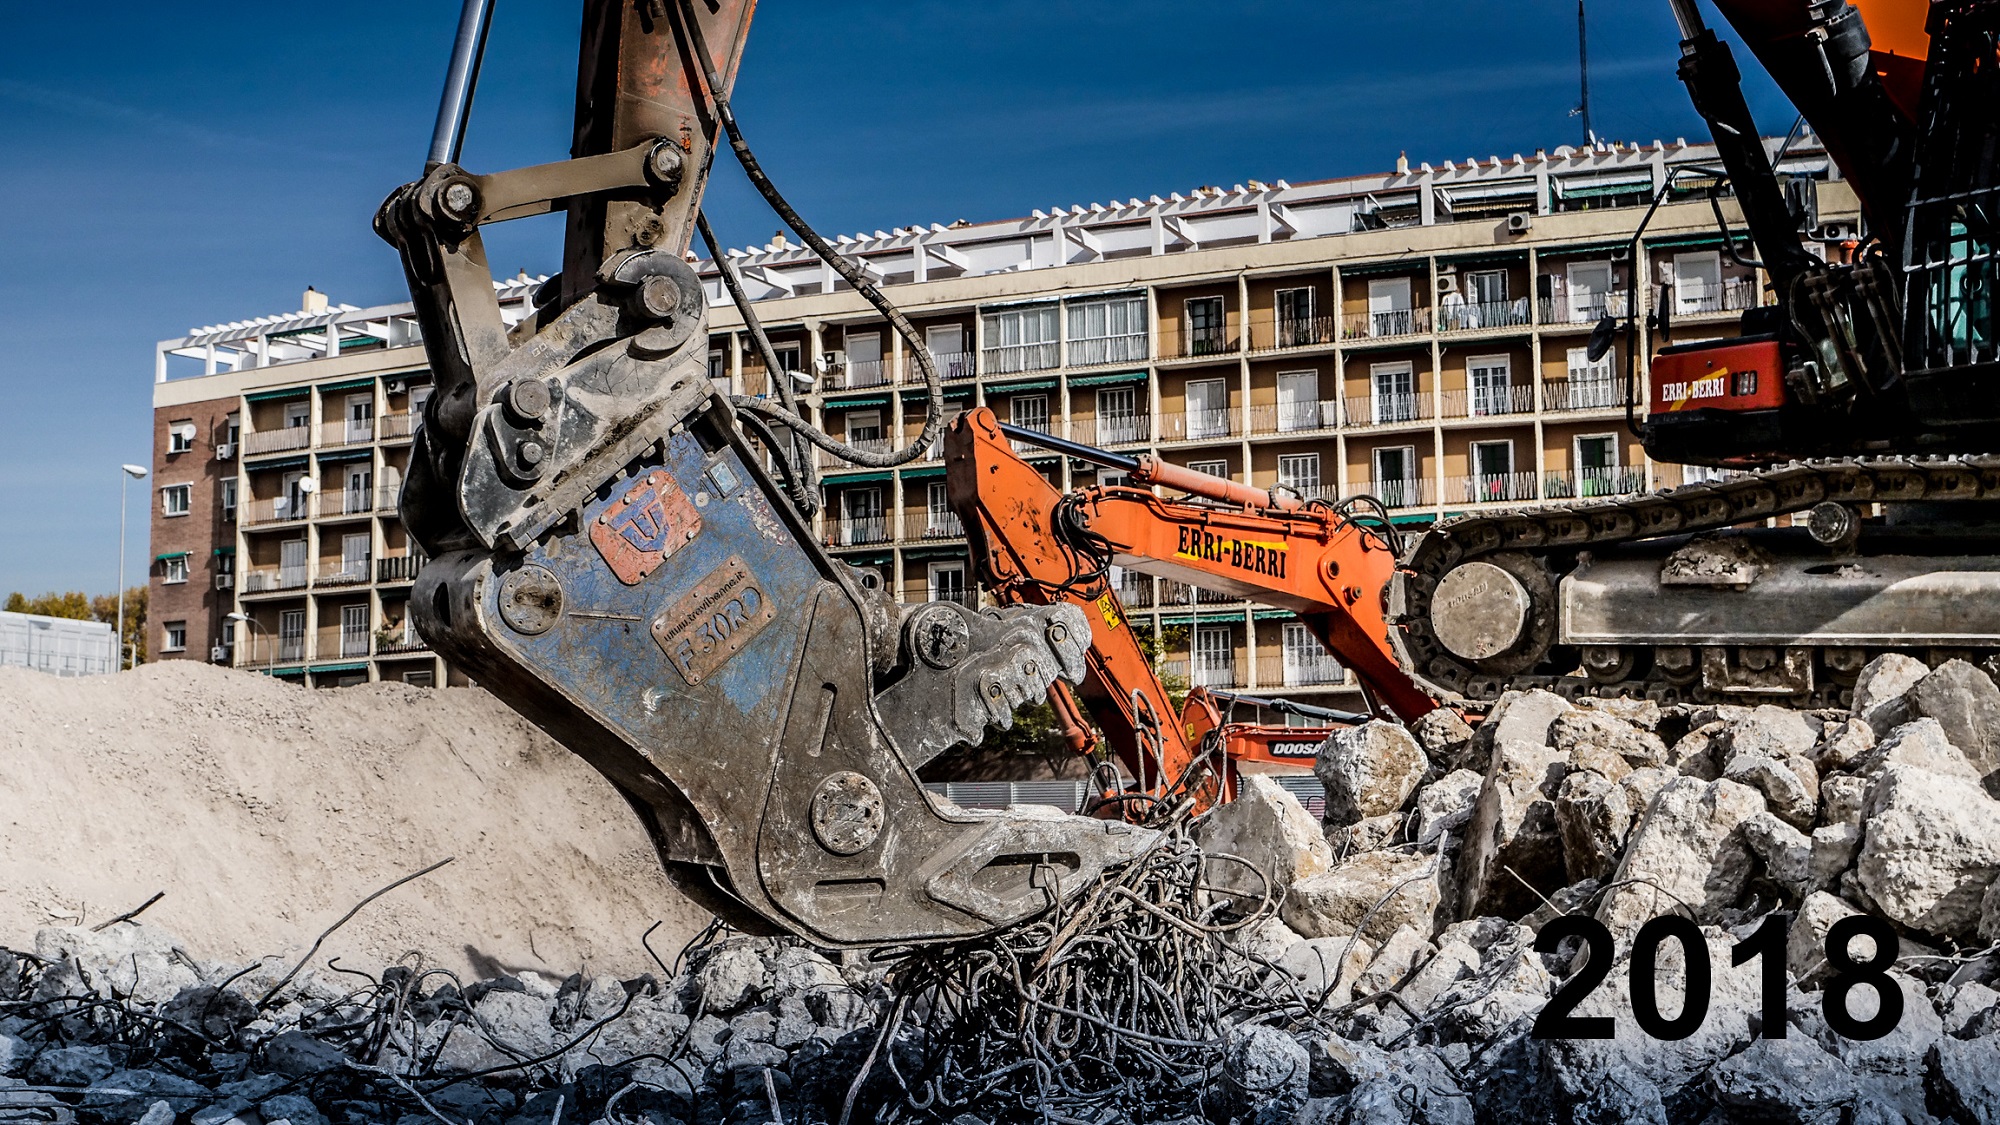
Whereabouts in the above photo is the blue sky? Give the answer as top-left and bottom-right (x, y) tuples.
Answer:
(0, 1), (1792, 598)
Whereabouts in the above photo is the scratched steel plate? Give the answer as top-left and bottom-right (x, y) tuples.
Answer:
(651, 554), (777, 685)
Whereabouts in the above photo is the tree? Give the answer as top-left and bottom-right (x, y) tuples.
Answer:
(3, 587), (147, 664)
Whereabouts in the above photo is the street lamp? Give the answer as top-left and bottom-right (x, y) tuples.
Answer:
(227, 611), (271, 675)
(117, 464), (148, 670)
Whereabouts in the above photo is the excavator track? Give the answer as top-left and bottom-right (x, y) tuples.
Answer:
(1388, 455), (2000, 708)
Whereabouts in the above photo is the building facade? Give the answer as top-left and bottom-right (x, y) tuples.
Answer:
(152, 137), (1857, 702)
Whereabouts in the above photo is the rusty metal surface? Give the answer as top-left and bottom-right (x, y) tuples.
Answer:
(593, 469), (702, 585)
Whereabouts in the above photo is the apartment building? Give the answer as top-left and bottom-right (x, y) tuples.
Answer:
(152, 136), (1857, 706)
(148, 278), (541, 686)
(695, 137), (1858, 715)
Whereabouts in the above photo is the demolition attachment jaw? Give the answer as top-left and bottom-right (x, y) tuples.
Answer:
(375, 0), (1156, 947)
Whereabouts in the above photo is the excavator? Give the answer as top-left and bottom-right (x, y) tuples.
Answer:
(374, 0), (1999, 947)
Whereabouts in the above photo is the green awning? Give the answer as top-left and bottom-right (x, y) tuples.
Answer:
(823, 395), (889, 409)
(1341, 260), (1424, 279)
(826, 470), (893, 483)
(1645, 233), (1733, 250)
(986, 378), (1058, 393)
(1156, 610), (1249, 627)
(316, 449), (372, 465)
(1439, 250), (1529, 268)
(318, 377), (377, 393)
(1068, 371), (1149, 388)
(246, 456), (310, 472)
(154, 550), (189, 561)
(263, 667), (306, 677)
(1393, 512), (1442, 525)
(1557, 179), (1654, 200)
(1252, 609), (1300, 621)
(213, 546), (236, 556)
(901, 545), (968, 560)
(309, 662), (370, 675)
(246, 387), (311, 403)
(900, 464), (946, 479)
(835, 552), (894, 566)
(902, 386), (975, 400)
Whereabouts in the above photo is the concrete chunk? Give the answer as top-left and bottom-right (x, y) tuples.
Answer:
(1554, 769), (1631, 883)
(1196, 774), (1333, 909)
(1853, 652), (1930, 734)
(1856, 764), (2000, 939)
(1598, 777), (1765, 939)
(1457, 714), (1569, 920)
(1285, 851), (1440, 944)
(1315, 721), (1428, 826)
(1909, 659), (2000, 795)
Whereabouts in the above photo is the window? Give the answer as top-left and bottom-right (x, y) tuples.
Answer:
(1674, 251), (1723, 314)
(1565, 346), (1618, 409)
(1468, 270), (1508, 306)
(1185, 296), (1227, 355)
(1187, 458), (1228, 478)
(345, 394), (374, 443)
(844, 331), (884, 387)
(284, 402), (310, 429)
(1276, 370), (1322, 431)
(1367, 278), (1413, 337)
(1066, 294), (1147, 366)
(981, 305), (1059, 374)
(162, 555), (189, 584)
(223, 414), (241, 446)
(771, 343), (803, 381)
(1192, 627), (1234, 688)
(279, 609), (306, 662)
(410, 385), (433, 427)
(281, 471), (310, 519)
(403, 670), (435, 687)
(1277, 453), (1321, 496)
(161, 484), (191, 517)
(1370, 362), (1417, 423)
(841, 487), (885, 544)
(1576, 434), (1620, 497)
(1373, 445), (1420, 508)
(1186, 378), (1229, 438)
(844, 410), (883, 446)
(220, 478), (237, 518)
(929, 562), (967, 605)
(341, 533), (370, 582)
(1468, 355), (1513, 416)
(341, 604), (370, 658)
(1282, 622), (1341, 686)
(1566, 262), (1614, 323)
(215, 552), (234, 576)
(1096, 386), (1141, 444)
(343, 465), (372, 515)
(1276, 287), (1317, 346)
(1009, 394), (1050, 433)
(707, 350), (726, 383)
(925, 481), (961, 538)
(925, 324), (969, 378)
(220, 618), (235, 649)
(1470, 440), (1518, 502)
(281, 538), (307, 588)
(163, 622), (187, 652)
(168, 421), (196, 454)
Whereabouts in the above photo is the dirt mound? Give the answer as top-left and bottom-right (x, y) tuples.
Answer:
(0, 661), (707, 979)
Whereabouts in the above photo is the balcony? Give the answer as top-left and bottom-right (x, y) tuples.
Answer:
(1543, 467), (1649, 501)
(904, 350), (976, 383)
(321, 488), (378, 518)
(1250, 315), (1338, 353)
(1160, 656), (1241, 690)
(826, 516), (890, 547)
(1067, 334), (1149, 368)
(1538, 290), (1632, 326)
(1341, 306), (1433, 341)
(826, 357), (893, 390)
(1543, 376), (1623, 412)
(1353, 478), (1434, 510)
(242, 497), (312, 526)
(819, 437), (892, 470)
(1436, 298), (1532, 334)
(1341, 393), (1431, 428)
(320, 419), (374, 447)
(338, 628), (372, 659)
(927, 588), (980, 609)
(316, 559), (372, 588)
(902, 511), (965, 542)
(1249, 401), (1339, 436)
(376, 633), (432, 655)
(1160, 581), (1239, 606)
(1255, 650), (1347, 688)
(1111, 575), (1156, 608)
(1673, 277), (1759, 317)
(1447, 471), (1541, 505)
(1164, 326), (1239, 359)
(980, 341), (1059, 376)
(242, 567), (310, 593)
(1156, 409), (1234, 443)
(1068, 414), (1152, 447)
(243, 428), (310, 457)
(377, 554), (425, 583)
(1440, 385), (1535, 419)
(1007, 421), (1057, 455)
(378, 412), (419, 441)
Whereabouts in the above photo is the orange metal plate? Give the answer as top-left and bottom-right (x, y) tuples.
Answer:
(650, 555), (776, 686)
(591, 470), (702, 586)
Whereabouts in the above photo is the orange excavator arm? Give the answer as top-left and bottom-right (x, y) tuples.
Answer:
(945, 411), (1219, 811)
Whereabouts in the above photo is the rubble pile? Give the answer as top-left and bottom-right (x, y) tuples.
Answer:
(10, 655), (2000, 1123)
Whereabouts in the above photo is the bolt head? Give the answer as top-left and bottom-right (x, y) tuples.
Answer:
(508, 378), (551, 420)
(441, 180), (477, 218)
(519, 440), (546, 466)
(636, 274), (679, 320)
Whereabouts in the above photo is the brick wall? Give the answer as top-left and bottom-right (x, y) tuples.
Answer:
(148, 396), (239, 662)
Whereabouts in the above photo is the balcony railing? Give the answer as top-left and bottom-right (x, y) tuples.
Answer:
(1068, 414), (1152, 446)
(1543, 467), (1649, 500)
(1544, 376), (1623, 412)
(819, 437), (892, 469)
(1157, 656), (1240, 690)
(1157, 409), (1234, 442)
(1112, 575), (1156, 608)
(377, 554), (425, 583)
(902, 511), (965, 542)
(279, 637), (306, 663)
(1440, 384), (1536, 419)
(322, 488), (377, 518)
(1447, 471), (1541, 504)
(1165, 326), (1239, 359)
(981, 341), (1059, 376)
(243, 428), (310, 456)
(1436, 298), (1532, 333)
(1341, 306), (1433, 340)
(1342, 393), (1431, 427)
(904, 350), (975, 383)
(1067, 334), (1149, 368)
(1353, 477), (1434, 509)
(826, 516), (890, 547)
(1255, 651), (1347, 688)
(320, 419), (374, 447)
(1674, 277), (1759, 316)
(1538, 290), (1633, 325)
(1249, 400), (1340, 435)
(827, 357), (893, 389)
(242, 567), (310, 593)
(317, 560), (372, 588)
(1250, 315), (1339, 353)
(376, 634), (431, 655)
(378, 412), (418, 441)
(242, 497), (312, 526)
(1160, 581), (1239, 605)
(339, 628), (372, 659)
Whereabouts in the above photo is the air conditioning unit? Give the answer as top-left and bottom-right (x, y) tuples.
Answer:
(1817, 220), (1858, 242)
(1506, 211), (1533, 234)
(1435, 272), (1459, 294)
(215, 573), (235, 590)
(210, 646), (230, 663)
(215, 442), (236, 460)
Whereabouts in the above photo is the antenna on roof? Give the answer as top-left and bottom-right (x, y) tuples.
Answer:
(1572, 1), (1598, 149)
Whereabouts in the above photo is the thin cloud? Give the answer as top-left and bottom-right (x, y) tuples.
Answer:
(0, 79), (355, 165)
